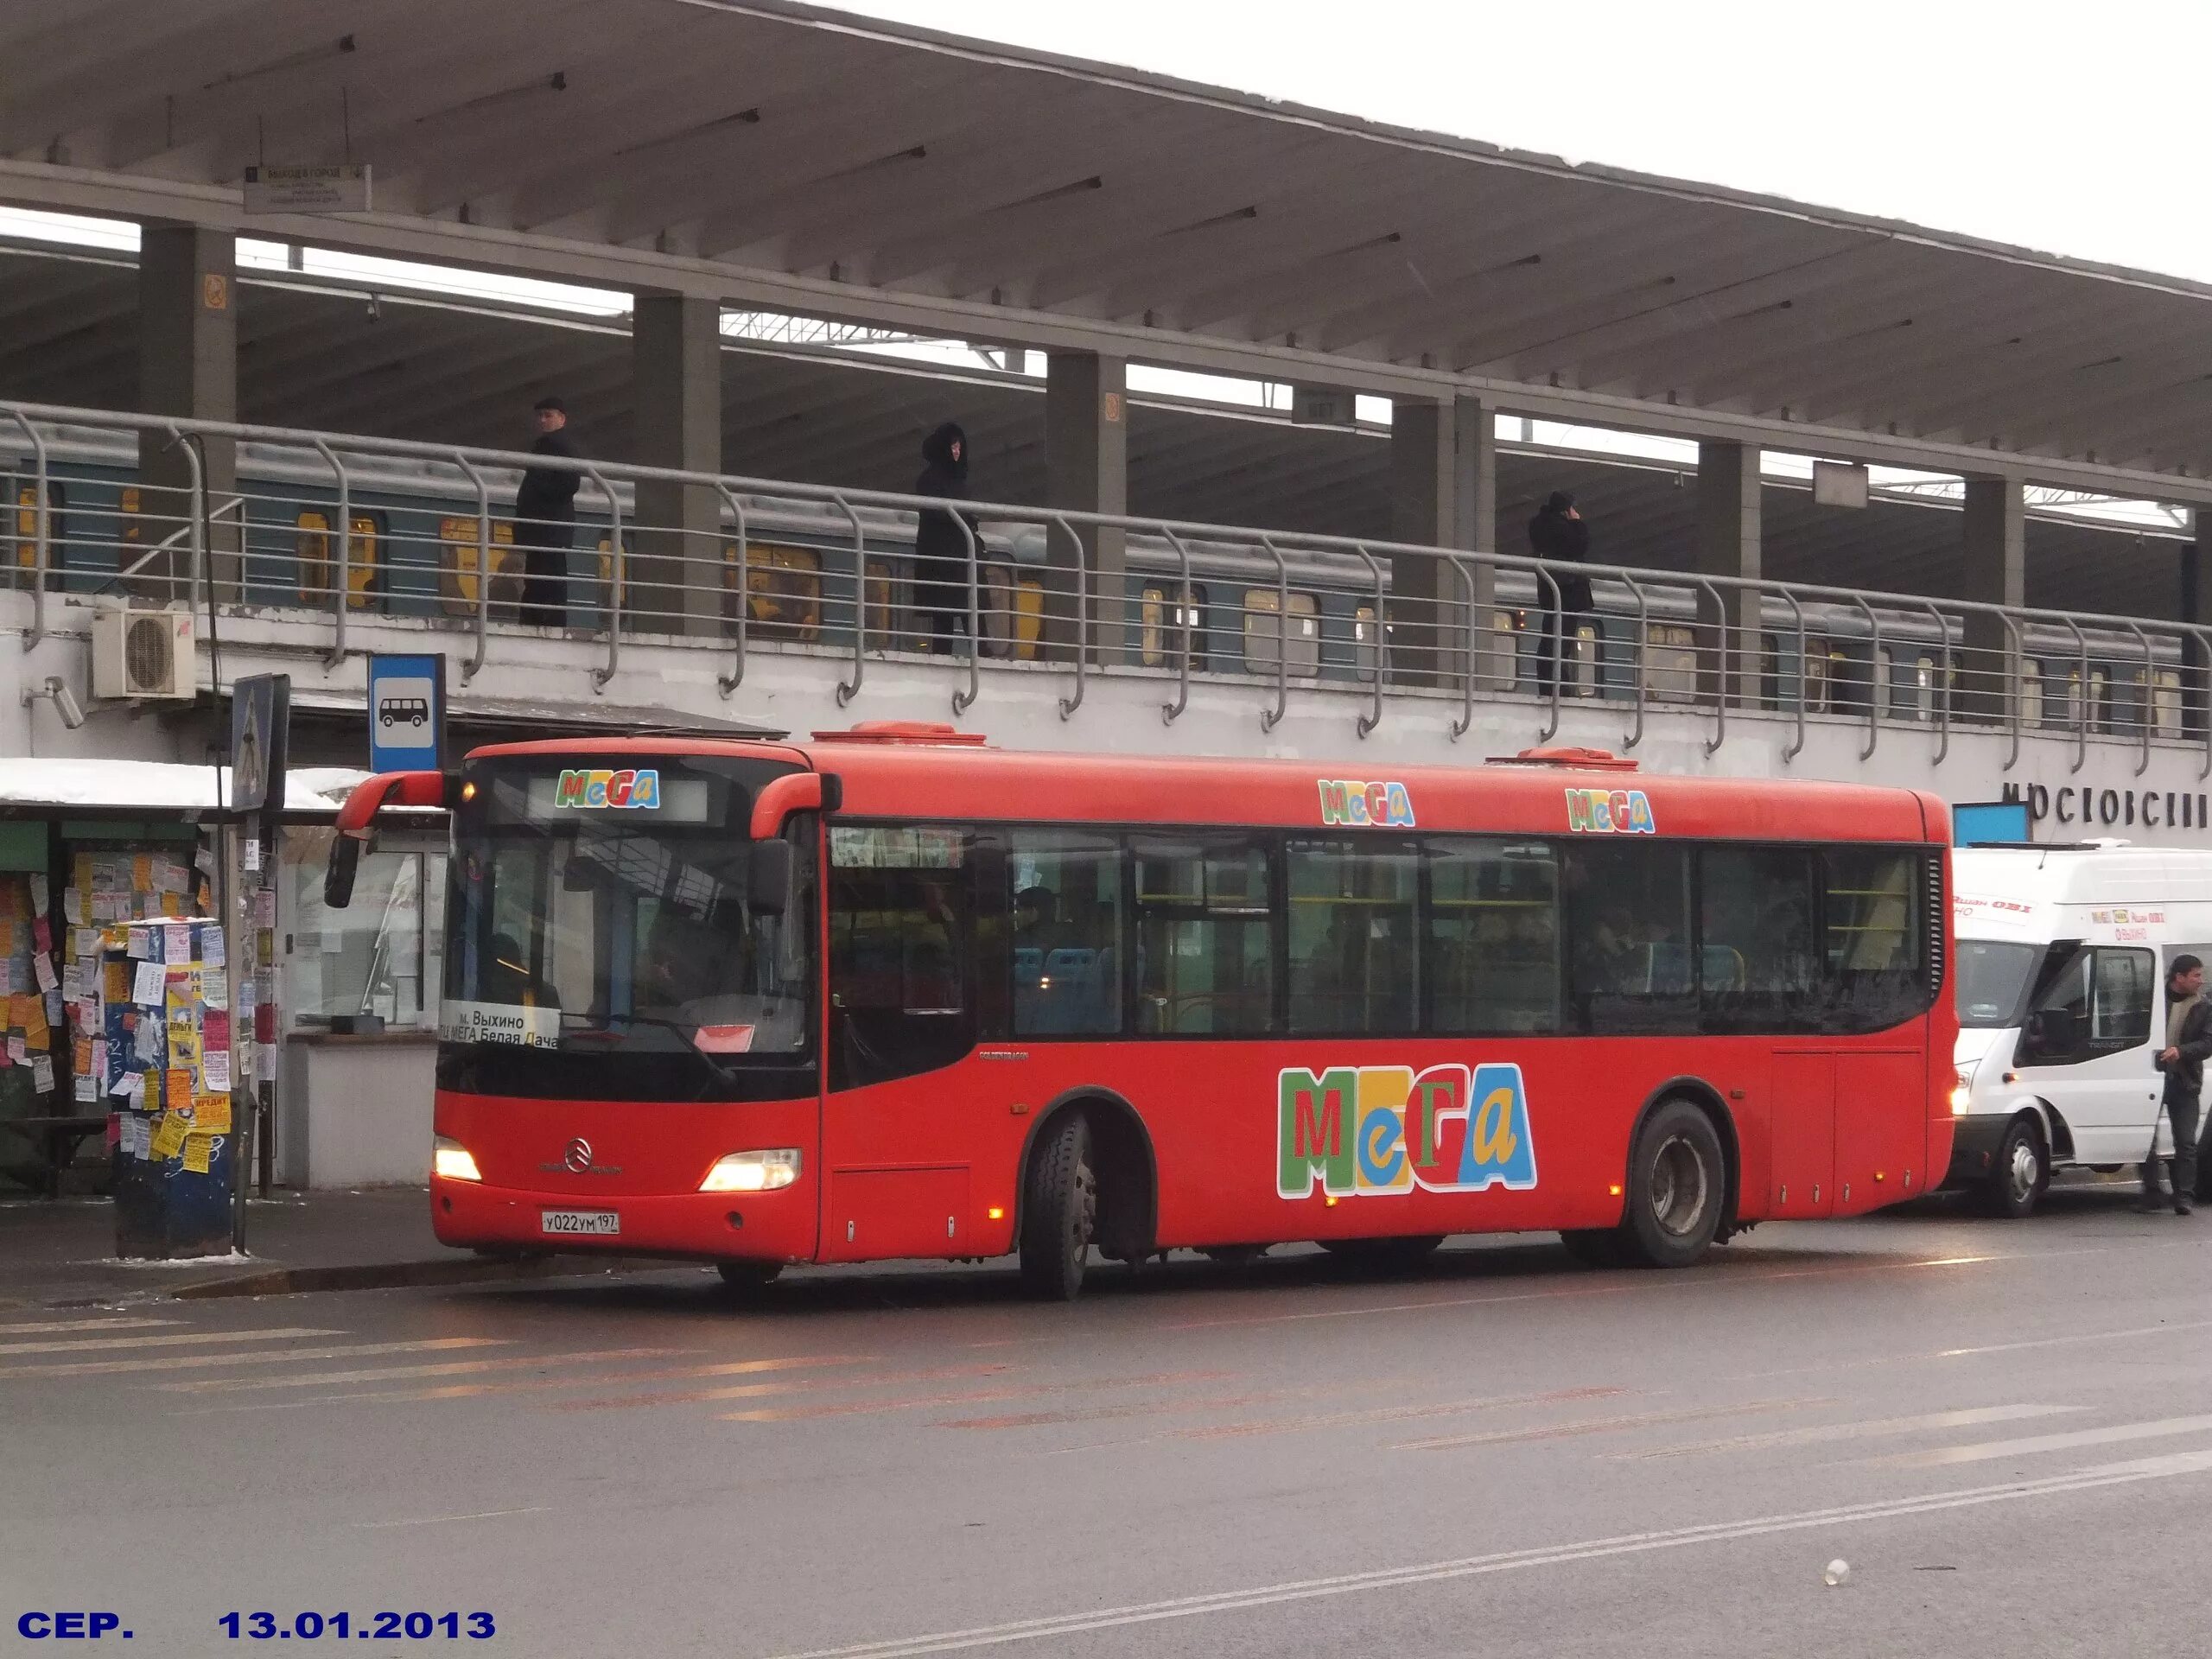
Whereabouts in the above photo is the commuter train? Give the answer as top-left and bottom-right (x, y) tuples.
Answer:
(0, 424), (2185, 738)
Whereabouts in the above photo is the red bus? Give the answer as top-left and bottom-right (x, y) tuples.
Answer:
(331, 726), (1956, 1298)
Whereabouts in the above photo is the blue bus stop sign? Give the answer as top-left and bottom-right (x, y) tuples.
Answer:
(367, 653), (446, 773)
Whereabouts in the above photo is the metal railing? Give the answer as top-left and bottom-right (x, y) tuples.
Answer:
(3, 395), (2209, 779)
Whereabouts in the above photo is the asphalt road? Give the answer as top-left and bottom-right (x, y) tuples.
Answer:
(9, 1188), (2212, 1658)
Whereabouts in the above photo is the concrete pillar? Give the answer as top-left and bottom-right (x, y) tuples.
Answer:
(1961, 476), (2025, 722)
(1389, 397), (1496, 688)
(630, 294), (722, 637)
(1043, 352), (1127, 663)
(137, 224), (238, 602)
(1694, 441), (1763, 707)
(2184, 512), (2210, 739)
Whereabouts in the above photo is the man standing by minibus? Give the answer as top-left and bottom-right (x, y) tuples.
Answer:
(2152, 954), (2211, 1216)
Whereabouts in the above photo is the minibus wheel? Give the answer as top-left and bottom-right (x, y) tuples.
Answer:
(1020, 1112), (1097, 1301)
(1619, 1099), (1726, 1268)
(1983, 1116), (2048, 1219)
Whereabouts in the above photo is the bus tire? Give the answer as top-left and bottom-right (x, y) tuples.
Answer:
(1982, 1116), (2048, 1219)
(1318, 1235), (1445, 1272)
(1618, 1099), (1726, 1268)
(1558, 1229), (1623, 1268)
(1020, 1112), (1096, 1301)
(715, 1261), (783, 1293)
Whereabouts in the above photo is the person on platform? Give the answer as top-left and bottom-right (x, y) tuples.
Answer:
(912, 422), (981, 654)
(515, 396), (582, 628)
(2149, 953), (2212, 1215)
(1529, 490), (1594, 696)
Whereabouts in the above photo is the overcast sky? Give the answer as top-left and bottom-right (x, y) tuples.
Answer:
(821, 0), (2210, 286)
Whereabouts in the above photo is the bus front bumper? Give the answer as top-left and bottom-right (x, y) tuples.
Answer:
(432, 1174), (815, 1264)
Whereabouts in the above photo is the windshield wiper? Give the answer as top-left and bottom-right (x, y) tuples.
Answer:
(558, 1011), (738, 1088)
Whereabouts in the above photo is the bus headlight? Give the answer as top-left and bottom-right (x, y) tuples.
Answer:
(433, 1135), (482, 1183)
(700, 1149), (801, 1193)
(1951, 1067), (1975, 1116)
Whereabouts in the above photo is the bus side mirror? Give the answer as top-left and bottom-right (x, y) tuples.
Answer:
(750, 840), (792, 916)
(325, 835), (363, 910)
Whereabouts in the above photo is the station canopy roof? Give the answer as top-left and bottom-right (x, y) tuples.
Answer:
(6, 0), (2212, 497)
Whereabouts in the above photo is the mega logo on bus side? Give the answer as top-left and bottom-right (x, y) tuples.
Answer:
(1564, 786), (1655, 835)
(553, 767), (663, 809)
(1317, 779), (1415, 827)
(1277, 1063), (1537, 1198)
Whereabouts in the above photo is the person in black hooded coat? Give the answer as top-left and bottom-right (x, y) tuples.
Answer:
(1528, 490), (1594, 696)
(912, 422), (981, 653)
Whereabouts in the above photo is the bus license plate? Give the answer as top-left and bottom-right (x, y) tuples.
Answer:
(541, 1210), (620, 1237)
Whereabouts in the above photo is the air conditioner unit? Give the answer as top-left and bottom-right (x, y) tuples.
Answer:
(92, 604), (195, 701)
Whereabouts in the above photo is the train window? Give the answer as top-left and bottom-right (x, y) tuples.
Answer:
(1905, 653), (1939, 724)
(1140, 583), (1207, 670)
(2056, 667), (2082, 730)
(863, 556), (908, 648)
(1571, 621), (1599, 697)
(1872, 647), (1894, 718)
(1243, 588), (1320, 677)
(728, 543), (823, 642)
(1354, 604), (1382, 680)
(982, 565), (1046, 661)
(1644, 623), (1697, 704)
(436, 516), (517, 617)
(2019, 660), (2044, 727)
(118, 485), (141, 562)
(2153, 669), (2184, 739)
(296, 511), (381, 607)
(12, 480), (63, 575)
(2088, 667), (2111, 734)
(595, 535), (629, 618)
(1493, 610), (1523, 688)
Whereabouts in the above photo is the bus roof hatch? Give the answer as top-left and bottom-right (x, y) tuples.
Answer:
(1486, 747), (1641, 771)
(810, 721), (989, 747)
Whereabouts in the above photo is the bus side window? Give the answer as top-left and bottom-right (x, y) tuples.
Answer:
(1563, 842), (1696, 1035)
(2090, 948), (2154, 1048)
(1007, 829), (1122, 1037)
(827, 823), (999, 1089)
(1423, 838), (1559, 1035)
(1129, 835), (1275, 1036)
(1697, 847), (1817, 1033)
(1286, 836), (1417, 1035)
(1818, 849), (1926, 1033)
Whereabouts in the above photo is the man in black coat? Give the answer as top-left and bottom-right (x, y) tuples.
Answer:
(2151, 953), (2212, 1215)
(515, 396), (582, 628)
(1528, 490), (1594, 696)
(912, 422), (980, 654)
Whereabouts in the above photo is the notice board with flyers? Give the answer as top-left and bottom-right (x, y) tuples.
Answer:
(105, 919), (234, 1258)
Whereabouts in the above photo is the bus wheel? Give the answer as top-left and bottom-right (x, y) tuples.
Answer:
(1199, 1245), (1268, 1266)
(1319, 1236), (1445, 1272)
(1982, 1116), (2047, 1219)
(1558, 1230), (1623, 1268)
(715, 1261), (783, 1294)
(1020, 1113), (1097, 1301)
(1619, 1100), (1726, 1268)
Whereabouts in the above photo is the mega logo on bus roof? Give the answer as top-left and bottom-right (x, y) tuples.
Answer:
(1277, 1063), (1536, 1198)
(1565, 786), (1655, 835)
(554, 767), (662, 810)
(1318, 779), (1414, 828)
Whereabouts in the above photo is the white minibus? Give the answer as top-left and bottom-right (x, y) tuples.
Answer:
(1950, 843), (2212, 1215)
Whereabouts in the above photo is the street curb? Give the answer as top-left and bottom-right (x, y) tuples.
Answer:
(165, 1253), (654, 1300)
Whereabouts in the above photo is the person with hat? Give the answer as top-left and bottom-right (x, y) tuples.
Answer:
(515, 396), (582, 628)
(1528, 490), (1593, 696)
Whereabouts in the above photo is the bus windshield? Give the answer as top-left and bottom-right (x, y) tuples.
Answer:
(437, 753), (817, 1103)
(1955, 938), (2040, 1028)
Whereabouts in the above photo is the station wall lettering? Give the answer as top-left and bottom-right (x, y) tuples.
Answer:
(2000, 781), (2210, 834)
